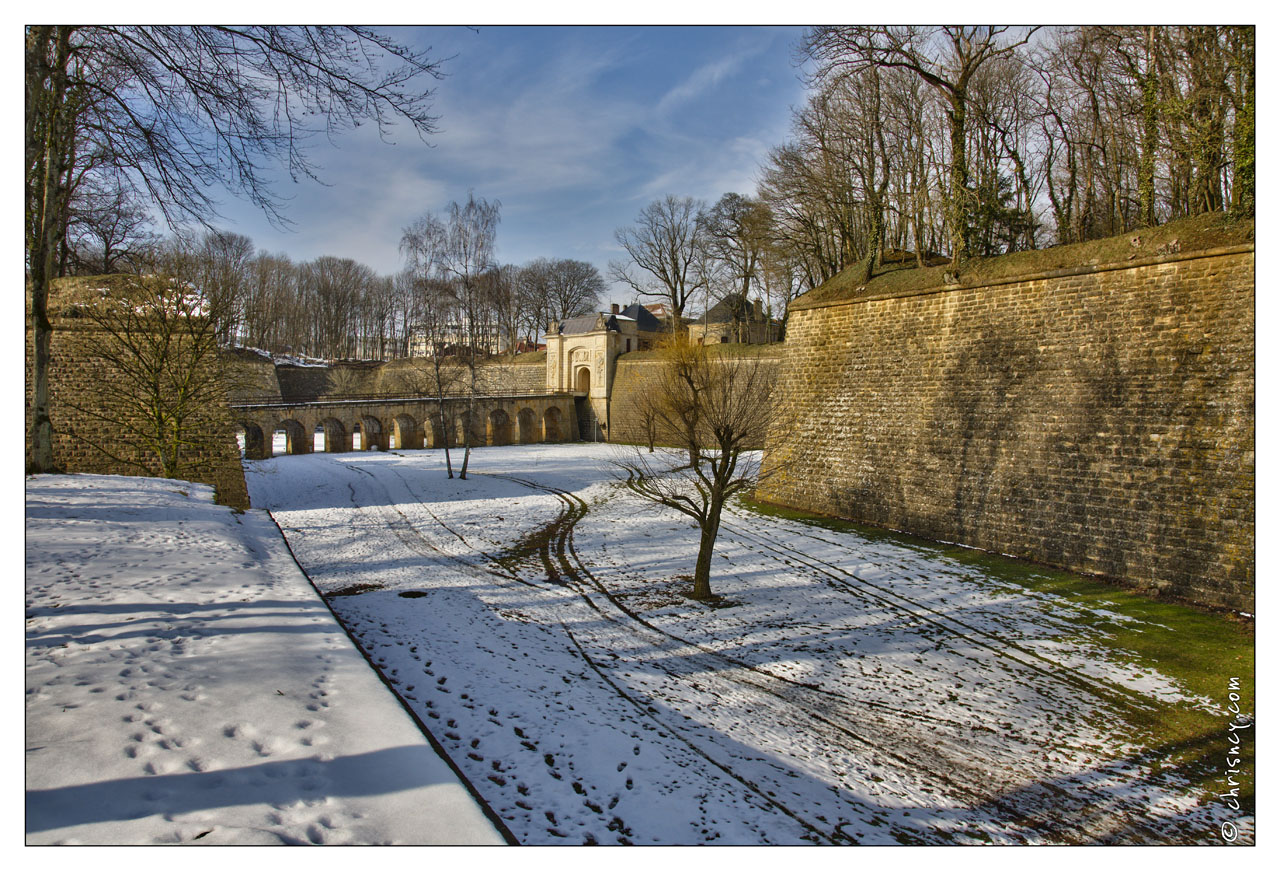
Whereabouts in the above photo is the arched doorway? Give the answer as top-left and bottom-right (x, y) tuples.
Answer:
(428, 413), (448, 449)
(359, 415), (386, 451)
(392, 414), (422, 450)
(488, 409), (512, 446)
(319, 417), (350, 453)
(237, 422), (269, 459)
(575, 366), (591, 395)
(279, 419), (309, 455)
(543, 407), (563, 443)
(517, 407), (537, 444)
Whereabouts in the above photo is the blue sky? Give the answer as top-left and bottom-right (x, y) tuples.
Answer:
(212, 25), (810, 296)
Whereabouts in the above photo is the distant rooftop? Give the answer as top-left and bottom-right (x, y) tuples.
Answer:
(553, 304), (664, 336)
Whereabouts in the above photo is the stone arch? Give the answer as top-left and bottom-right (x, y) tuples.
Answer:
(237, 421), (269, 460)
(543, 406), (563, 443)
(319, 417), (351, 453)
(427, 413), (448, 449)
(457, 410), (485, 447)
(279, 418), (310, 455)
(575, 366), (591, 395)
(392, 413), (423, 450)
(517, 407), (538, 444)
(488, 408), (512, 446)
(358, 415), (387, 451)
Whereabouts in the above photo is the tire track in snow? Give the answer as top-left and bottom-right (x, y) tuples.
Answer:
(269, 457), (1168, 844)
(291, 459), (825, 842)
(493, 472), (1190, 845)
(481, 473), (1133, 845)
(719, 509), (1159, 716)
(342, 463), (847, 842)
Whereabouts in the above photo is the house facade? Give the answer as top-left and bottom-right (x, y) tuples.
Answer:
(686, 294), (781, 345)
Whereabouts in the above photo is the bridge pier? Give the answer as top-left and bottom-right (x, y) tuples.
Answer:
(241, 423), (270, 460)
(358, 416), (388, 452)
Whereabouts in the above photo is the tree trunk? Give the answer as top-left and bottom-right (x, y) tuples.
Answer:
(26, 27), (73, 474)
(690, 520), (718, 600)
(689, 491), (724, 600)
(946, 97), (970, 266)
(1138, 27), (1159, 227)
(1229, 28), (1255, 217)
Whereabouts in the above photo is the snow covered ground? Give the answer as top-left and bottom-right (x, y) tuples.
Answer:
(25, 474), (506, 845)
(237, 443), (1250, 846)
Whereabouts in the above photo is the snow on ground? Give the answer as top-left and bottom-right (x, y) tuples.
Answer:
(25, 474), (505, 845)
(242, 443), (1250, 846)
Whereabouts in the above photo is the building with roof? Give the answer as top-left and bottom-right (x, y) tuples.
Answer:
(407, 319), (507, 358)
(543, 303), (664, 441)
(687, 294), (781, 345)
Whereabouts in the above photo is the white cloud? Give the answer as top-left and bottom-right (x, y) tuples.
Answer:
(655, 53), (748, 116)
(199, 26), (808, 283)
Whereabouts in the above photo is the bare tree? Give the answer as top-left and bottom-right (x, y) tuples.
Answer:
(240, 251), (297, 354)
(517, 258), (605, 346)
(488, 264), (523, 355)
(1030, 25), (1252, 245)
(27, 25), (443, 472)
(411, 278), (466, 478)
(703, 193), (773, 312)
(439, 194), (501, 479)
(546, 258), (607, 322)
(194, 231), (255, 345)
(759, 143), (850, 289)
(65, 177), (158, 275)
(298, 256), (375, 359)
(802, 26), (1039, 266)
(613, 339), (776, 601)
(389, 268), (426, 358)
(401, 195), (503, 478)
(611, 195), (710, 329)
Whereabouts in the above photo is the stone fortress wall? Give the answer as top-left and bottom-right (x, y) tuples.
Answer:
(28, 280), (251, 511)
(225, 352), (549, 403)
(757, 244), (1255, 613)
(606, 349), (785, 447)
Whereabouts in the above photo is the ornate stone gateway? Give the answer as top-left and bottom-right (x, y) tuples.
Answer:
(544, 304), (663, 442)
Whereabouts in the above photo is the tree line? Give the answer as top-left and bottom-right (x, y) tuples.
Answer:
(26, 26), (444, 472)
(609, 26), (1254, 328)
(768, 25), (1253, 286)
(79, 224), (608, 363)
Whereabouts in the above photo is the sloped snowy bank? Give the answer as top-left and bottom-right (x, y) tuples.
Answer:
(25, 474), (505, 845)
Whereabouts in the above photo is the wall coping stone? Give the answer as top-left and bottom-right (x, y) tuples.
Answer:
(790, 243), (1256, 312)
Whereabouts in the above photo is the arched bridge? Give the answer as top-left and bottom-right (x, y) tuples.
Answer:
(228, 391), (579, 459)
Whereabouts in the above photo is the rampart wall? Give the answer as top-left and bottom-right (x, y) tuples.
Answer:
(758, 246), (1255, 612)
(607, 350), (784, 446)
(262, 354), (549, 401)
(27, 281), (250, 510)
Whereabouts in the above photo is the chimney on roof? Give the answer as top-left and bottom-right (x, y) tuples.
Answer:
(611, 303), (619, 314)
